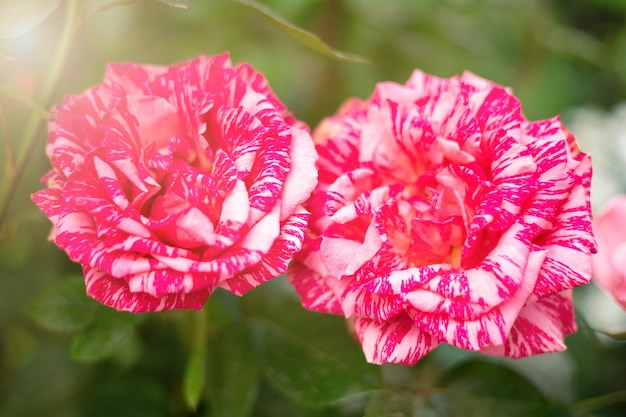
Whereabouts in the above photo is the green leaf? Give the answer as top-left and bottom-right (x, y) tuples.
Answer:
(154, 0), (190, 9)
(69, 308), (143, 362)
(182, 310), (207, 411)
(230, 0), (369, 64)
(251, 310), (381, 405)
(26, 276), (96, 332)
(0, 0), (62, 39)
(207, 324), (260, 417)
(183, 351), (206, 411)
(240, 277), (381, 406)
(364, 389), (438, 417)
(0, 83), (51, 119)
(433, 359), (560, 417)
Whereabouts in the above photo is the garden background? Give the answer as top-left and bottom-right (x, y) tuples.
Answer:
(1, 0), (626, 416)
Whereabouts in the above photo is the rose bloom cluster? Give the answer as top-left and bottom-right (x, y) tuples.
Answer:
(34, 53), (596, 365)
(33, 54), (317, 312)
(287, 71), (596, 364)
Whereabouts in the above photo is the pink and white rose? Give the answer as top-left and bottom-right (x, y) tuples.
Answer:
(287, 70), (596, 365)
(33, 53), (317, 313)
(592, 195), (626, 309)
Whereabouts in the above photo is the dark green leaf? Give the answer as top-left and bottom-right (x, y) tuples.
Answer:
(433, 359), (558, 417)
(251, 312), (381, 406)
(240, 277), (381, 406)
(0, 83), (51, 119)
(70, 309), (143, 362)
(207, 324), (260, 417)
(205, 288), (244, 326)
(364, 389), (438, 417)
(108, 331), (143, 369)
(26, 276), (96, 332)
(0, 0), (61, 39)
(230, 0), (369, 63)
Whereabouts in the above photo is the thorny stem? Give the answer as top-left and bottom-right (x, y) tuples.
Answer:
(0, 0), (80, 235)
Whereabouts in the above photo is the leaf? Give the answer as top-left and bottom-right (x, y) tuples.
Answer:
(207, 324), (260, 417)
(69, 308), (144, 362)
(230, 0), (369, 64)
(250, 311), (382, 406)
(0, 83), (51, 119)
(182, 310), (207, 411)
(240, 277), (381, 406)
(0, 0), (62, 39)
(154, 0), (190, 9)
(364, 389), (438, 417)
(183, 350), (206, 411)
(432, 359), (563, 417)
(26, 276), (96, 332)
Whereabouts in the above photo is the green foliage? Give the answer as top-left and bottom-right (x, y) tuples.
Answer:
(231, 0), (368, 63)
(432, 359), (564, 417)
(182, 310), (207, 411)
(364, 359), (570, 417)
(207, 323), (260, 417)
(26, 276), (96, 332)
(183, 349), (206, 411)
(364, 389), (435, 417)
(252, 319), (377, 406)
(69, 307), (144, 362)
(27, 276), (144, 363)
(245, 280), (382, 406)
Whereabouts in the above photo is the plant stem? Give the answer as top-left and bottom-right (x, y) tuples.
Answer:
(0, 0), (80, 233)
(572, 390), (626, 415)
(76, 0), (139, 31)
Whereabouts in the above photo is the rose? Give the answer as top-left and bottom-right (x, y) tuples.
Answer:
(33, 53), (317, 313)
(287, 70), (596, 365)
(592, 195), (626, 309)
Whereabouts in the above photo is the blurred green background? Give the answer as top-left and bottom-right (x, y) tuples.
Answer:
(1, 0), (626, 416)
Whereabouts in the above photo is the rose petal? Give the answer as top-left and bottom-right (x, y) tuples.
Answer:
(85, 266), (211, 312)
(287, 256), (343, 315)
(482, 291), (576, 357)
(279, 127), (318, 221)
(352, 314), (440, 365)
(221, 207), (310, 295)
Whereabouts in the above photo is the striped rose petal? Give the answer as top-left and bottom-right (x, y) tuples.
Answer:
(33, 53), (317, 312)
(84, 266), (210, 312)
(481, 291), (577, 357)
(288, 69), (596, 365)
(352, 314), (440, 365)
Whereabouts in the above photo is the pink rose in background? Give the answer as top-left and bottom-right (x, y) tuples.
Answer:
(592, 195), (626, 309)
(33, 53), (317, 312)
(288, 70), (596, 365)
